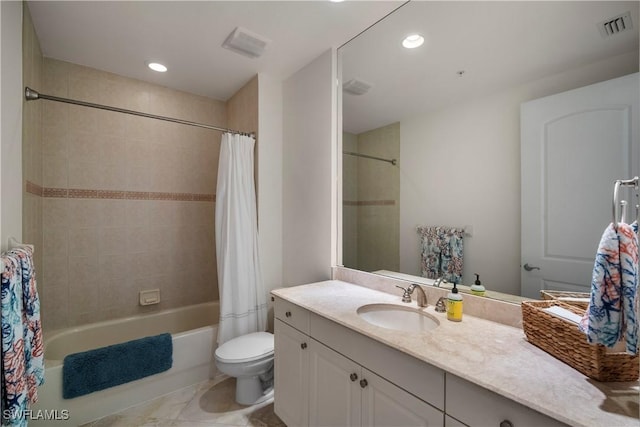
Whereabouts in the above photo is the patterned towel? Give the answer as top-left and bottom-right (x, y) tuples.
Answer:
(580, 222), (639, 355)
(417, 226), (464, 284)
(1, 247), (44, 427)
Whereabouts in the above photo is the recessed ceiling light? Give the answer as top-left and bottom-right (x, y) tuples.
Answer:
(146, 61), (167, 72)
(402, 34), (424, 49)
(329, 0), (345, 2)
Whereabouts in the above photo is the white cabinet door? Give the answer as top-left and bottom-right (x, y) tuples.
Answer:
(361, 368), (444, 427)
(274, 319), (309, 427)
(308, 339), (361, 427)
(521, 73), (639, 298)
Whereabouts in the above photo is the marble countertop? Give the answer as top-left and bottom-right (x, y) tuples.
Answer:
(271, 280), (639, 427)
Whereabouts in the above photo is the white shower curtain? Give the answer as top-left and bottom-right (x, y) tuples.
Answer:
(215, 132), (267, 345)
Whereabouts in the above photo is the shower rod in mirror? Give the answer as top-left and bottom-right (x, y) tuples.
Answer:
(343, 151), (397, 165)
(24, 87), (255, 137)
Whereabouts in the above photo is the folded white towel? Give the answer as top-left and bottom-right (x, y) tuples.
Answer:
(543, 306), (582, 325)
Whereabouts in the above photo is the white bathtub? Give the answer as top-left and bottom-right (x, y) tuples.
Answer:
(30, 301), (219, 426)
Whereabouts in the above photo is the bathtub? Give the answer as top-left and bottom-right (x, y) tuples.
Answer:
(30, 301), (220, 426)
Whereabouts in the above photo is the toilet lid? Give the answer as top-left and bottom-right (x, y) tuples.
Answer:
(215, 332), (274, 363)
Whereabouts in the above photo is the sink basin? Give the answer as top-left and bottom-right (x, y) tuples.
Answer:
(357, 304), (440, 332)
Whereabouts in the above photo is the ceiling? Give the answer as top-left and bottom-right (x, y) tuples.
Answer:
(27, 0), (403, 101)
(341, 1), (640, 134)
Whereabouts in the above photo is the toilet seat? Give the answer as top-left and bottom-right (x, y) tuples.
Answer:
(215, 332), (274, 364)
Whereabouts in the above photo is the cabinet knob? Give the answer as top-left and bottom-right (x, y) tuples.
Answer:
(271, 296), (274, 302)
(359, 379), (368, 388)
(285, 311), (292, 317)
(499, 421), (514, 427)
(300, 342), (307, 350)
(350, 373), (358, 382)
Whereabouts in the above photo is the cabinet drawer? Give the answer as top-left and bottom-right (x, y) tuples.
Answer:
(445, 374), (568, 427)
(273, 296), (309, 334)
(310, 312), (445, 410)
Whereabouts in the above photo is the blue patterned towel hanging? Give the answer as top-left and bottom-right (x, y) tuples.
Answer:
(417, 226), (464, 284)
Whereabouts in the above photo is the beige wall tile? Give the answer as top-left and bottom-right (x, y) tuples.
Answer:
(126, 226), (150, 253)
(99, 254), (129, 281)
(68, 199), (101, 227)
(43, 58), (69, 97)
(43, 103), (69, 135)
(43, 157), (68, 188)
(43, 256), (69, 288)
(36, 57), (225, 330)
(69, 74), (99, 103)
(41, 285), (69, 330)
(98, 200), (128, 226)
(68, 161), (100, 189)
(42, 128), (68, 161)
(68, 227), (99, 259)
(98, 226), (127, 256)
(44, 227), (68, 258)
(43, 198), (69, 228)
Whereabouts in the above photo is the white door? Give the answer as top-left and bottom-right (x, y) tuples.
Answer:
(274, 320), (309, 427)
(361, 369), (444, 427)
(521, 73), (639, 298)
(308, 339), (361, 427)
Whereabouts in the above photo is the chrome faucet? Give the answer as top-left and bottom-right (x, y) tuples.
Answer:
(395, 284), (428, 307)
(433, 277), (448, 287)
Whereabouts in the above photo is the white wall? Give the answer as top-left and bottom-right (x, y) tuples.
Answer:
(282, 49), (336, 286)
(258, 73), (283, 293)
(399, 50), (639, 295)
(1, 0), (23, 252)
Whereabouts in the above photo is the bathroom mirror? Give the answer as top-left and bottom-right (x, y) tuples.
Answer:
(339, 1), (640, 301)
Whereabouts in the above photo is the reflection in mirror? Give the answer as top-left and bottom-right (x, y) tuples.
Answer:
(339, 1), (639, 301)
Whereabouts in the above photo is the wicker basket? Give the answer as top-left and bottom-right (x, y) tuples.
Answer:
(539, 290), (590, 309)
(521, 300), (639, 382)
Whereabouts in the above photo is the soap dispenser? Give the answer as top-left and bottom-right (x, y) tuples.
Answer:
(447, 282), (463, 322)
(470, 273), (486, 297)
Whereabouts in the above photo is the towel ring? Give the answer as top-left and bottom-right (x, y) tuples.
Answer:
(612, 177), (640, 227)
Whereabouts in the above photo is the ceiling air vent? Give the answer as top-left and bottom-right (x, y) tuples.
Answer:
(343, 79), (372, 96)
(599, 11), (633, 38)
(222, 27), (270, 59)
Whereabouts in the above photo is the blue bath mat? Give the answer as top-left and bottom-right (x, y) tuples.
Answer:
(62, 333), (173, 399)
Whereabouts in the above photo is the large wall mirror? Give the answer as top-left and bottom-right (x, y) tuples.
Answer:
(339, 1), (639, 302)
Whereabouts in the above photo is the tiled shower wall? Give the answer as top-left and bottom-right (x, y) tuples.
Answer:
(342, 122), (400, 272)
(22, 4), (44, 289)
(34, 57), (229, 330)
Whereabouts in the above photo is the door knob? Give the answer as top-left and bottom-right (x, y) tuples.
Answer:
(523, 263), (541, 271)
(350, 373), (358, 382)
(359, 379), (368, 388)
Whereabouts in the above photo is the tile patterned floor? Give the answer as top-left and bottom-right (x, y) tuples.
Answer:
(81, 378), (285, 427)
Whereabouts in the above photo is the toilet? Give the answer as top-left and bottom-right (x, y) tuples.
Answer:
(214, 331), (275, 405)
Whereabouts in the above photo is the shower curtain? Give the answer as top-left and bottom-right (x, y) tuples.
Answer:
(215, 133), (267, 345)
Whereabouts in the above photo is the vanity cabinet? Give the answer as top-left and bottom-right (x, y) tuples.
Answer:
(273, 295), (567, 427)
(274, 319), (309, 427)
(445, 374), (568, 427)
(308, 338), (443, 426)
(274, 296), (444, 427)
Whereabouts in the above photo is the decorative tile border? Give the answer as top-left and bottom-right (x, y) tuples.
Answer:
(28, 181), (215, 202)
(343, 200), (396, 206)
(26, 181), (43, 196)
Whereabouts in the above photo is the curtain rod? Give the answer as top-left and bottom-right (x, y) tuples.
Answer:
(24, 87), (255, 137)
(343, 151), (397, 166)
